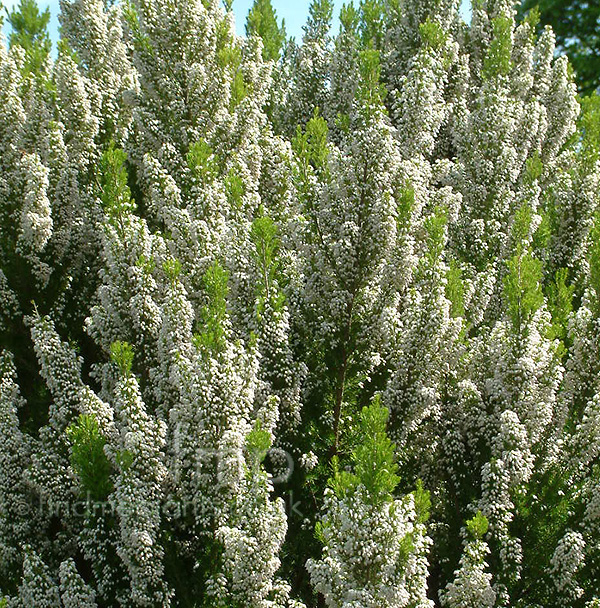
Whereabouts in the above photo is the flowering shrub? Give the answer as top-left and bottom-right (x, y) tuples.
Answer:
(1, 0), (599, 606)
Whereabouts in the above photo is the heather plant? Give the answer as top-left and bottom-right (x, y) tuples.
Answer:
(1, 0), (600, 606)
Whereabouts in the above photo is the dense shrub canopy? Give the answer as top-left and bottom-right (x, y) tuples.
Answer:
(0, 0), (599, 606)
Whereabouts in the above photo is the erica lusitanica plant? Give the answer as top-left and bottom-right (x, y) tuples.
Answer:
(1, 0), (599, 606)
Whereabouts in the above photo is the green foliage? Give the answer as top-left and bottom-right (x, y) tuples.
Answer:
(56, 37), (79, 66)
(339, 2), (359, 35)
(250, 210), (284, 312)
(110, 341), (134, 376)
(328, 454), (355, 498)
(194, 261), (229, 353)
(335, 111), (351, 135)
(330, 396), (400, 505)
(588, 211), (600, 312)
(305, 0), (334, 40)
(504, 252), (544, 333)
(314, 518), (326, 545)
(66, 415), (113, 500)
(512, 203), (534, 246)
(446, 260), (465, 318)
(122, 1), (153, 56)
(396, 184), (415, 227)
(187, 139), (219, 184)
(397, 530), (416, 566)
(511, 466), (580, 605)
(359, 0), (385, 49)
(546, 268), (574, 347)
(357, 48), (386, 111)
(116, 448), (134, 471)
(216, 36), (248, 110)
(101, 142), (136, 231)
(137, 254), (156, 275)
(419, 18), (448, 50)
(245, 0), (286, 62)
(482, 16), (513, 80)
(246, 419), (272, 463)
(525, 151), (543, 183)
(532, 209), (551, 251)
(309, 0), (334, 25)
(163, 258), (182, 283)
(523, 5), (541, 33)
(503, 204), (545, 332)
(413, 479), (431, 525)
(225, 167), (245, 209)
(293, 109), (330, 179)
(579, 93), (600, 169)
(231, 69), (247, 111)
(5, 0), (51, 74)
(424, 205), (448, 267)
(466, 511), (489, 539)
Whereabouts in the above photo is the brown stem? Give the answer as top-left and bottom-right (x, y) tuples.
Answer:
(333, 346), (348, 456)
(331, 161), (369, 457)
(332, 287), (357, 456)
